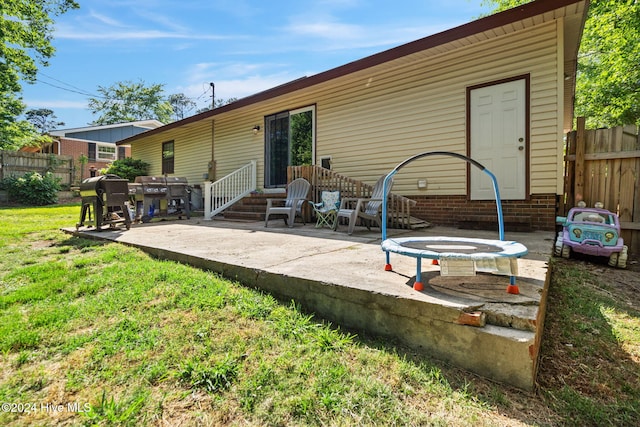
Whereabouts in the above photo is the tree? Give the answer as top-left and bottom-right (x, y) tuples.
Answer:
(168, 93), (196, 120)
(102, 157), (150, 182)
(576, 0), (640, 127)
(88, 80), (174, 125)
(290, 111), (312, 166)
(481, 0), (640, 128)
(25, 108), (65, 133)
(195, 97), (239, 114)
(0, 0), (79, 149)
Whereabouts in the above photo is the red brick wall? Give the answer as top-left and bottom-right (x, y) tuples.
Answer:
(409, 194), (557, 231)
(57, 138), (131, 182)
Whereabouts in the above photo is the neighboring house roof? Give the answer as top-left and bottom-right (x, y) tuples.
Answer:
(118, 0), (587, 146)
(51, 120), (164, 144)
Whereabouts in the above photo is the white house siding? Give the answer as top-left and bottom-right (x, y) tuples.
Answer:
(131, 120), (212, 185)
(131, 18), (564, 199)
(312, 20), (561, 197)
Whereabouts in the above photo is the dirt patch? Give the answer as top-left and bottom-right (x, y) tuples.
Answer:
(563, 251), (640, 311)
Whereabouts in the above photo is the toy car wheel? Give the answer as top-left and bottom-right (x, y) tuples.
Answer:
(561, 244), (571, 259)
(608, 252), (619, 267)
(617, 245), (628, 269)
(554, 233), (563, 257)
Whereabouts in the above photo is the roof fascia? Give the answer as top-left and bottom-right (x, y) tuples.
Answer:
(118, 0), (585, 146)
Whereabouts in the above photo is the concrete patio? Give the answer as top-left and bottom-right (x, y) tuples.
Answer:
(64, 217), (553, 391)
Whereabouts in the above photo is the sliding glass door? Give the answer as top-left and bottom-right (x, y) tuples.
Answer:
(264, 106), (315, 188)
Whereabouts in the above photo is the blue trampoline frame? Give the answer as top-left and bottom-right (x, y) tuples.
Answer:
(380, 151), (528, 294)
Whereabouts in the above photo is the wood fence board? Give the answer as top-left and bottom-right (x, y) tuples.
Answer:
(596, 159), (607, 206)
(0, 151), (74, 187)
(565, 150), (640, 160)
(606, 126), (622, 213)
(564, 131), (576, 209)
(574, 117), (586, 204)
(633, 154), (640, 254)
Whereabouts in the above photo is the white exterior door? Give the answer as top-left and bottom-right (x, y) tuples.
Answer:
(470, 79), (526, 200)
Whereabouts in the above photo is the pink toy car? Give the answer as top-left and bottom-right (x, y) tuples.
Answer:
(555, 202), (628, 268)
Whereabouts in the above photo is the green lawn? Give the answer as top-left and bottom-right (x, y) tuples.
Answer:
(0, 204), (638, 426)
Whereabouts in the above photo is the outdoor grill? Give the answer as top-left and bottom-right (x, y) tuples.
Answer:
(129, 176), (191, 222)
(77, 174), (131, 231)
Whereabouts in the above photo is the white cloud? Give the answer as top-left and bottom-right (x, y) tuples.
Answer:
(55, 24), (235, 41)
(87, 10), (127, 28)
(285, 20), (364, 41)
(135, 9), (189, 33)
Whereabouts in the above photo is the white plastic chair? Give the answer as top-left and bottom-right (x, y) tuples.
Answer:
(264, 178), (311, 228)
(335, 176), (393, 235)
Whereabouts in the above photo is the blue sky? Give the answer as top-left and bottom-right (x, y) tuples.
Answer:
(22, 0), (492, 129)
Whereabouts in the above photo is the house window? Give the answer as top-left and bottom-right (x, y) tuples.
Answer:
(162, 140), (174, 174)
(320, 156), (332, 170)
(97, 145), (116, 161)
(118, 146), (126, 160)
(88, 143), (96, 161)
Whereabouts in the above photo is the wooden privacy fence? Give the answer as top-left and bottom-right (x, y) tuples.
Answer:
(562, 117), (640, 255)
(0, 151), (74, 188)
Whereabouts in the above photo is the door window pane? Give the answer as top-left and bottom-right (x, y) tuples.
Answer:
(290, 109), (312, 166)
(265, 112), (289, 187)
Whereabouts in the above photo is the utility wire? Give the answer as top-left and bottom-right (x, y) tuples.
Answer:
(36, 79), (105, 98)
(37, 71), (102, 98)
(35, 72), (211, 108)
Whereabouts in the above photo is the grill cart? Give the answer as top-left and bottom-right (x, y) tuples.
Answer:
(129, 176), (191, 223)
(77, 174), (131, 231)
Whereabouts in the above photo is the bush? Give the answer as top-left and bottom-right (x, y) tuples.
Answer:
(102, 158), (150, 182)
(3, 172), (62, 205)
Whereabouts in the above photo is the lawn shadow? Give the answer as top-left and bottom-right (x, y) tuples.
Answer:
(54, 235), (109, 250)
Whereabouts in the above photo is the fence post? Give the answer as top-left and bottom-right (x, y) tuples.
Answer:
(574, 117), (586, 203)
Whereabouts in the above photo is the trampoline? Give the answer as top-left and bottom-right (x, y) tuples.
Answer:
(380, 152), (528, 294)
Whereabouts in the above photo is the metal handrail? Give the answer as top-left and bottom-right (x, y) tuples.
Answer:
(204, 160), (257, 220)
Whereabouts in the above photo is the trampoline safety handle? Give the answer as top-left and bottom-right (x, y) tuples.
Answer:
(381, 151), (505, 242)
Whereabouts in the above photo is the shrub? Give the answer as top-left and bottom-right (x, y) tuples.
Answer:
(102, 158), (150, 182)
(3, 172), (62, 205)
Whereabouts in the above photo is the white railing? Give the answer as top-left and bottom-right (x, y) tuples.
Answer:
(204, 160), (257, 220)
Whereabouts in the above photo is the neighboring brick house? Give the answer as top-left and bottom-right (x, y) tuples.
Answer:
(28, 120), (163, 183)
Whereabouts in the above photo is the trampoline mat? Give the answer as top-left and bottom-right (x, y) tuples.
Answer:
(400, 240), (504, 254)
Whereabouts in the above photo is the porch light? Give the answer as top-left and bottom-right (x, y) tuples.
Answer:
(252, 125), (261, 134)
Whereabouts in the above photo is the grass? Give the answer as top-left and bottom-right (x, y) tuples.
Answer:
(0, 204), (638, 426)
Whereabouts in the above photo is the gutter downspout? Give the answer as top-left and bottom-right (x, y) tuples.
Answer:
(208, 119), (215, 181)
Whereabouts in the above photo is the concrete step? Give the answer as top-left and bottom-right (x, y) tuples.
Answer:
(222, 193), (273, 221)
(223, 210), (264, 221)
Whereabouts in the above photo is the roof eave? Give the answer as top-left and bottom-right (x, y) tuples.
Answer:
(118, 0), (587, 146)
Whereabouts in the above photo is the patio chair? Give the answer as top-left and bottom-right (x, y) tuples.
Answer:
(335, 176), (393, 235)
(308, 191), (340, 229)
(264, 178), (311, 228)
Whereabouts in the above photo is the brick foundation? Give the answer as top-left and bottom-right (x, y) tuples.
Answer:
(409, 194), (557, 232)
